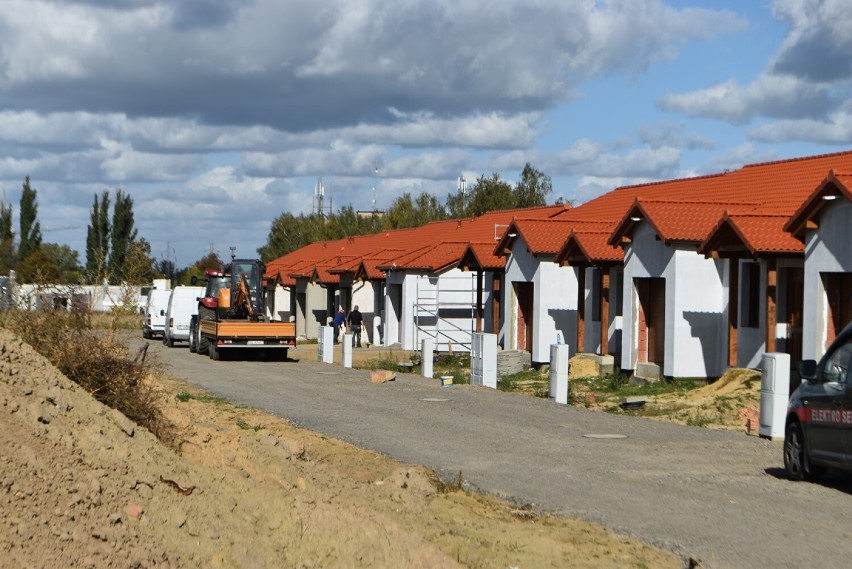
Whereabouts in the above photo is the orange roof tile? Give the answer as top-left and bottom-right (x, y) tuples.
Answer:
(494, 218), (611, 256)
(606, 150), (852, 250)
(785, 169), (852, 236)
(458, 242), (507, 271)
(556, 230), (623, 265)
(699, 213), (804, 257)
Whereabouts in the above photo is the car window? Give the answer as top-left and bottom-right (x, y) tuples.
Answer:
(822, 339), (852, 385)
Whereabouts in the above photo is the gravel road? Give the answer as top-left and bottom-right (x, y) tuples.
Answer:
(141, 339), (852, 568)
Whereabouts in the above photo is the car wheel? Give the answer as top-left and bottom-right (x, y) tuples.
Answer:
(784, 422), (824, 481)
(208, 342), (220, 361)
(188, 325), (197, 353)
(783, 422), (807, 481)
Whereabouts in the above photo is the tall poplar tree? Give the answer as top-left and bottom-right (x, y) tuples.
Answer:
(107, 189), (137, 283)
(85, 191), (111, 283)
(0, 199), (14, 273)
(17, 176), (42, 262)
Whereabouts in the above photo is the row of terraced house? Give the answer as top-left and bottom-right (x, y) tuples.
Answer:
(262, 150), (852, 379)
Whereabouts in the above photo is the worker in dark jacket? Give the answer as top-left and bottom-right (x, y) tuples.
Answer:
(347, 305), (364, 348)
(332, 307), (346, 344)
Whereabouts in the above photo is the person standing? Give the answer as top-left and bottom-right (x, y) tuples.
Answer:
(347, 305), (364, 348)
(332, 307), (346, 344)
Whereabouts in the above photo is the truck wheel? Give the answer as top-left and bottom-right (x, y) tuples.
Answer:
(198, 306), (213, 355)
(188, 326), (197, 353)
(208, 342), (220, 361)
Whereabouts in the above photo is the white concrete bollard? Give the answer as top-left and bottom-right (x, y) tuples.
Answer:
(422, 337), (434, 378)
(471, 333), (498, 389)
(372, 315), (382, 347)
(549, 343), (570, 404)
(342, 333), (353, 368)
(318, 325), (334, 364)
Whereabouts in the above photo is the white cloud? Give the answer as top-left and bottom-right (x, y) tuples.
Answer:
(0, 0), (756, 264)
(658, 0), (852, 125)
(657, 75), (833, 124)
(543, 140), (681, 179)
(749, 111), (852, 144)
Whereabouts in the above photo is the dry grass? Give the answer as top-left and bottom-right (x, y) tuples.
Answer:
(2, 308), (176, 445)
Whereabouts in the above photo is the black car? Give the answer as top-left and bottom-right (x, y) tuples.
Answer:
(784, 322), (852, 481)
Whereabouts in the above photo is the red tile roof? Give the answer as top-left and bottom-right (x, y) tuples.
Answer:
(265, 205), (569, 283)
(556, 230), (624, 265)
(265, 150), (852, 280)
(699, 213), (804, 257)
(606, 150), (852, 250)
(494, 218), (612, 257)
(785, 169), (852, 236)
(458, 242), (507, 271)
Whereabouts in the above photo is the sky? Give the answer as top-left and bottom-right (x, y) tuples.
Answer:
(1, 0), (851, 268)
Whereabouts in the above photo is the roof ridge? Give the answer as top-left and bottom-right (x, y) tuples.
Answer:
(615, 171), (726, 191)
(637, 197), (760, 205)
(740, 149), (852, 170)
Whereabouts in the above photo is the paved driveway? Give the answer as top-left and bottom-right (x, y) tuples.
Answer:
(144, 339), (852, 568)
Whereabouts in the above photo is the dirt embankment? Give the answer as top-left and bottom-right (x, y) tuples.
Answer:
(0, 328), (680, 568)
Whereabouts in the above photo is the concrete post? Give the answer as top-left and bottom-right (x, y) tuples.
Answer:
(318, 325), (333, 364)
(471, 333), (497, 389)
(342, 333), (353, 368)
(549, 343), (570, 404)
(422, 337), (434, 378)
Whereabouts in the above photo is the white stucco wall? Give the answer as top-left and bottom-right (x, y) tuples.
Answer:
(503, 241), (577, 363)
(383, 271), (405, 347)
(381, 267), (496, 352)
(801, 199), (852, 360)
(580, 267), (624, 357)
(267, 284), (292, 322)
(387, 269), (478, 351)
(621, 223), (727, 378)
(300, 280), (327, 339)
(349, 279), (376, 345)
(731, 258), (805, 369)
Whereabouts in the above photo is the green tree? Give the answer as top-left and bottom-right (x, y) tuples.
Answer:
(85, 191), (111, 283)
(18, 176), (42, 262)
(465, 173), (515, 217)
(0, 199), (14, 274)
(385, 193), (417, 229)
(413, 193), (446, 224)
(107, 189), (138, 283)
(258, 212), (326, 261)
(41, 243), (82, 284)
(177, 251), (225, 285)
(123, 238), (157, 286)
(515, 163), (552, 207)
(16, 249), (59, 284)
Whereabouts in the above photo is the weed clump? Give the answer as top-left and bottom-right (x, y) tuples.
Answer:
(3, 309), (176, 446)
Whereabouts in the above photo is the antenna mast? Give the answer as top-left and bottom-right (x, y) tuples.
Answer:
(314, 177), (332, 219)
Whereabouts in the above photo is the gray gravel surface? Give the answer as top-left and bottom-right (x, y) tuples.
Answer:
(141, 338), (852, 569)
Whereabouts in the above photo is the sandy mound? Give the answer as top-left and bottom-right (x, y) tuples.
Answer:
(0, 328), (680, 568)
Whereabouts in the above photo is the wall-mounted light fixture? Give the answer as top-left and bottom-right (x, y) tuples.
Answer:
(822, 194), (837, 201)
(630, 215), (642, 222)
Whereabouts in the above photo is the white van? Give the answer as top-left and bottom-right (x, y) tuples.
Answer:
(163, 286), (204, 347)
(143, 288), (171, 339)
